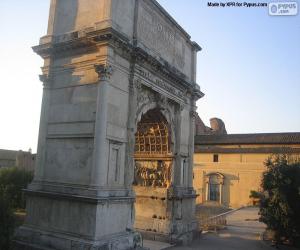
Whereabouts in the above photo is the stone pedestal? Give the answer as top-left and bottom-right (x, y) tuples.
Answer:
(14, 0), (204, 249)
(134, 186), (198, 244)
(14, 191), (139, 250)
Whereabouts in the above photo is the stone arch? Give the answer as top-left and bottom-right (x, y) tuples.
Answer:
(133, 107), (173, 187)
(135, 99), (176, 153)
(135, 109), (171, 155)
(133, 105), (176, 233)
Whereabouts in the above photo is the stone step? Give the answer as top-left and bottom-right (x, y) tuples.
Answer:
(142, 240), (174, 250)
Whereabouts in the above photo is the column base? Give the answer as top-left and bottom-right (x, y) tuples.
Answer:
(14, 226), (142, 250)
(134, 186), (199, 245)
(14, 189), (142, 250)
(137, 219), (199, 245)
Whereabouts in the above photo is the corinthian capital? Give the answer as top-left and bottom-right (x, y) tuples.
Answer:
(39, 74), (52, 88)
(190, 110), (198, 119)
(94, 64), (113, 81)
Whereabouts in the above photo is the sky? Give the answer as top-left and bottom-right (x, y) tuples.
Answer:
(0, 1), (299, 153)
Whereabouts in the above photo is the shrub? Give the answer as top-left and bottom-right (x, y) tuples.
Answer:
(0, 167), (33, 209)
(259, 155), (300, 246)
(249, 190), (262, 199)
(0, 192), (15, 250)
(0, 167), (33, 249)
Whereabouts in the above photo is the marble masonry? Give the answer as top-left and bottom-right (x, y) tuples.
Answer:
(14, 0), (203, 249)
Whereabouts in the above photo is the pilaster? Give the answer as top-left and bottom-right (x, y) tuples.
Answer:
(91, 64), (113, 187)
(32, 74), (52, 183)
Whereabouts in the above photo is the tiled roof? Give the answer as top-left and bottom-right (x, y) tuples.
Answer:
(195, 133), (300, 145)
(194, 146), (300, 154)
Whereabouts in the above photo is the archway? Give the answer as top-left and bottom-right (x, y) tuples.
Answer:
(133, 108), (173, 236)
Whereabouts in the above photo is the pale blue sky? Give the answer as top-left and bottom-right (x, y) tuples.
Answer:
(0, 1), (299, 152)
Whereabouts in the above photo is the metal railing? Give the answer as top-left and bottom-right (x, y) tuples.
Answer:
(198, 210), (235, 231)
(198, 207), (244, 231)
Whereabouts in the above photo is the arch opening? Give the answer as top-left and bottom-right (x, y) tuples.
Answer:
(133, 108), (173, 188)
(133, 108), (174, 235)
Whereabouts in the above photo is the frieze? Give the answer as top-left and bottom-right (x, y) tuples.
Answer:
(33, 27), (198, 92)
(133, 160), (172, 188)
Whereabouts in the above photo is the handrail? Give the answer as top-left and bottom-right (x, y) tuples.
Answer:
(198, 207), (243, 230)
(199, 214), (227, 230)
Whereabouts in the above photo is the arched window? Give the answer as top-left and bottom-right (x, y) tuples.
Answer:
(205, 172), (224, 204)
(209, 175), (219, 201)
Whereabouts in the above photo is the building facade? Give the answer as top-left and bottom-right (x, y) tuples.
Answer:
(0, 149), (35, 171)
(193, 133), (300, 208)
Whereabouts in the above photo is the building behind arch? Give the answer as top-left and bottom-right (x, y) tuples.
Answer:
(0, 149), (35, 171)
(193, 115), (300, 208)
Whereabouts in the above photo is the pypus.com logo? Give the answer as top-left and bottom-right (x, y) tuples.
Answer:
(269, 1), (298, 15)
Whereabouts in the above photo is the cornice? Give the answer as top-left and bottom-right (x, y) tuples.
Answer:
(194, 146), (300, 154)
(33, 27), (204, 97)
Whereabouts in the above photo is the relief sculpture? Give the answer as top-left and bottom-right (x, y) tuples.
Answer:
(134, 160), (172, 188)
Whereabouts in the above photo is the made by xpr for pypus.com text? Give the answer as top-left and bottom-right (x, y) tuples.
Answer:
(207, 2), (268, 7)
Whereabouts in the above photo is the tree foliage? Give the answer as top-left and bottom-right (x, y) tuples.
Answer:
(0, 192), (15, 250)
(259, 155), (300, 245)
(0, 167), (33, 209)
(0, 167), (33, 249)
(249, 190), (263, 199)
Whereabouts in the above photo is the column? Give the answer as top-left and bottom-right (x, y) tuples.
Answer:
(91, 64), (112, 187)
(124, 75), (138, 188)
(205, 182), (209, 201)
(33, 75), (52, 182)
(173, 105), (182, 186)
(188, 108), (197, 188)
(219, 184), (222, 204)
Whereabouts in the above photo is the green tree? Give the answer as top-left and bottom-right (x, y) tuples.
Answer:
(0, 191), (15, 250)
(0, 167), (33, 209)
(259, 155), (300, 246)
(249, 190), (263, 199)
(0, 167), (33, 249)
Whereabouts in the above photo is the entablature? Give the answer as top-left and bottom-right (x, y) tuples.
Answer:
(33, 27), (204, 99)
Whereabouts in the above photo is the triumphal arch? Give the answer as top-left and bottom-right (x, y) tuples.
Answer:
(15, 0), (203, 249)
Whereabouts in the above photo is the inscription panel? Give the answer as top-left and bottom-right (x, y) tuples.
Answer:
(137, 0), (193, 80)
(135, 66), (185, 102)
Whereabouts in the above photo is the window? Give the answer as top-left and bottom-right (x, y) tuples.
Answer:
(213, 154), (219, 162)
(205, 173), (224, 204)
(209, 183), (219, 201)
